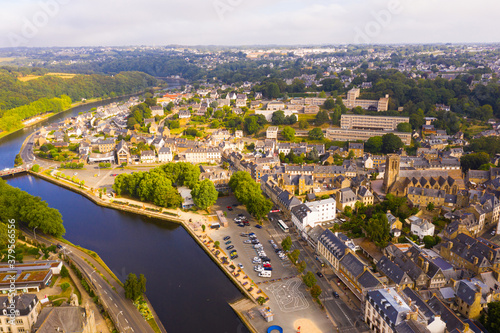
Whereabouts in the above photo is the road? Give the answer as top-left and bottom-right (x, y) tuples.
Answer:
(266, 213), (368, 333)
(22, 227), (156, 333)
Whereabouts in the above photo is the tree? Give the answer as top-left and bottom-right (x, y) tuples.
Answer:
(460, 152), (490, 173)
(310, 284), (322, 299)
(397, 122), (412, 133)
(365, 136), (383, 154)
(60, 282), (70, 292)
(272, 111), (286, 125)
(191, 179), (218, 211)
(308, 128), (324, 140)
(297, 261), (307, 273)
(60, 265), (69, 278)
(257, 296), (267, 305)
(423, 235), (437, 249)
(323, 98), (335, 110)
(138, 274), (147, 294)
(281, 236), (292, 252)
(315, 110), (330, 126)
(14, 154), (23, 166)
(124, 273), (140, 300)
(290, 249), (300, 263)
(299, 119), (309, 129)
(282, 126), (295, 141)
(31, 164), (40, 172)
(381, 133), (404, 154)
(427, 202), (435, 211)
(201, 224), (206, 232)
(303, 271), (317, 288)
(480, 301), (500, 332)
(214, 241), (220, 249)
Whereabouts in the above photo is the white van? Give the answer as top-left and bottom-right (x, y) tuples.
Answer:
(259, 271), (272, 278)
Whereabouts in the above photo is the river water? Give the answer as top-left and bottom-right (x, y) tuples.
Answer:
(0, 93), (249, 333)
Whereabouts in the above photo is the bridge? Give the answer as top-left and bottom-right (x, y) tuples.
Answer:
(0, 167), (28, 178)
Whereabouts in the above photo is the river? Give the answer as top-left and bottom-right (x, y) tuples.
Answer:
(0, 94), (249, 333)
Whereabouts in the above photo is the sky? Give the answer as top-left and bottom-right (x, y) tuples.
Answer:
(1, 0), (499, 48)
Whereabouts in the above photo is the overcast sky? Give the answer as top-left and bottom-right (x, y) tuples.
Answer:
(1, 0), (499, 48)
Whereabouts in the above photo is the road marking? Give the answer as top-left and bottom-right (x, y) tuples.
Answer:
(109, 297), (113, 301)
(131, 328), (134, 332)
(99, 284), (102, 288)
(104, 290), (108, 294)
(125, 319), (129, 323)
(92, 279), (96, 282)
(336, 301), (353, 325)
(114, 303), (118, 308)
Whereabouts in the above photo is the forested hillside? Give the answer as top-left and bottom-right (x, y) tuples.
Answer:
(0, 69), (157, 132)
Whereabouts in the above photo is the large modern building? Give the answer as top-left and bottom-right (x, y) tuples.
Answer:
(344, 88), (390, 112)
(341, 114), (410, 131)
(326, 128), (412, 145)
(291, 198), (336, 239)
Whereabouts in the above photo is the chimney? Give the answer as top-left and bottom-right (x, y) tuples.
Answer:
(423, 261), (429, 274)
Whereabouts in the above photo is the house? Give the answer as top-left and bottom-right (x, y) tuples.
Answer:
(454, 279), (491, 319)
(317, 229), (348, 272)
(336, 188), (358, 211)
(151, 105), (164, 117)
(387, 211), (402, 236)
(291, 198), (336, 239)
(408, 216), (435, 239)
(98, 139), (115, 153)
(33, 304), (96, 333)
(179, 110), (191, 119)
(116, 140), (130, 165)
(266, 101), (285, 111)
(357, 186), (374, 206)
(339, 252), (383, 301)
(266, 126), (278, 139)
(348, 142), (364, 158)
(140, 150), (156, 163)
(376, 256), (414, 289)
(178, 187), (194, 209)
(0, 294), (40, 333)
(158, 147), (173, 163)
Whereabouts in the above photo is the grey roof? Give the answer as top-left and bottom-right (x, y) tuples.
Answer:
(447, 233), (500, 268)
(377, 256), (412, 286)
(439, 287), (456, 300)
(291, 204), (312, 223)
(0, 294), (37, 315)
(357, 270), (382, 289)
(402, 287), (436, 321)
(318, 230), (348, 260)
(34, 306), (89, 332)
(367, 288), (411, 327)
(427, 296), (465, 333)
(456, 281), (478, 306)
(340, 252), (365, 278)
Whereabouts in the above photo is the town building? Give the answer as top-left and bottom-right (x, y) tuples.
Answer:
(140, 150), (156, 163)
(0, 294), (40, 332)
(341, 114), (409, 131)
(326, 128), (412, 145)
(343, 88), (389, 112)
(409, 216), (435, 239)
(291, 198), (336, 239)
(158, 147), (173, 163)
(116, 140), (130, 165)
(266, 126), (278, 139)
(33, 304), (96, 333)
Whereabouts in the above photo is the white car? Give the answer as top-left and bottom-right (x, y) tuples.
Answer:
(254, 265), (263, 272)
(258, 251), (266, 257)
(243, 240), (252, 244)
(238, 263), (244, 269)
(253, 244), (263, 249)
(253, 257), (261, 263)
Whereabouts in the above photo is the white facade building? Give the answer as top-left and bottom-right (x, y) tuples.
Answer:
(291, 198), (336, 238)
(409, 216), (435, 239)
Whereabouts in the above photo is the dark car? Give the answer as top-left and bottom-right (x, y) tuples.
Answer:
(243, 221), (250, 226)
(232, 204), (239, 207)
(251, 240), (260, 244)
(223, 236), (231, 241)
(333, 292), (340, 298)
(238, 214), (245, 218)
(225, 241), (232, 245)
(240, 233), (249, 237)
(238, 223), (245, 227)
(231, 254), (239, 259)
(255, 224), (262, 229)
(263, 267), (273, 271)
(316, 272), (324, 278)
(226, 245), (234, 250)
(56, 244), (63, 249)
(227, 206), (233, 211)
(260, 257), (271, 262)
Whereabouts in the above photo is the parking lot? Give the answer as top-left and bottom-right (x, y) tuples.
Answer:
(210, 197), (297, 284)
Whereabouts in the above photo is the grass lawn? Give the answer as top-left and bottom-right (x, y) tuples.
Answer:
(147, 318), (162, 333)
(18, 73), (77, 82)
(48, 276), (81, 305)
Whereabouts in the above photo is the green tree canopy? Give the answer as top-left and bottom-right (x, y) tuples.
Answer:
(381, 133), (404, 154)
(308, 128), (324, 140)
(191, 179), (219, 210)
(282, 126), (295, 141)
(303, 271), (317, 288)
(460, 152), (490, 173)
(397, 122), (412, 133)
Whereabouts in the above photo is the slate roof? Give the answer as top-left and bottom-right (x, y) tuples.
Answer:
(447, 233), (500, 268)
(318, 230), (347, 260)
(367, 288), (411, 326)
(357, 270), (382, 289)
(340, 252), (365, 278)
(427, 296), (466, 333)
(377, 256), (412, 286)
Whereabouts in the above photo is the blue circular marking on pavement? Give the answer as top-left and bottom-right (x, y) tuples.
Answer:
(267, 326), (283, 333)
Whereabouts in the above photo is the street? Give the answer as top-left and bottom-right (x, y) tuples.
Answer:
(22, 227), (157, 333)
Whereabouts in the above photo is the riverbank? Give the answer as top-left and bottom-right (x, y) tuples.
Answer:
(29, 168), (262, 332)
(0, 93), (142, 140)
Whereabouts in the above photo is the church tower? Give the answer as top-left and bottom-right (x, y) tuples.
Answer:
(383, 154), (400, 193)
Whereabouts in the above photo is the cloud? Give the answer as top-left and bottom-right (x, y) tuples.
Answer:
(0, 0), (498, 47)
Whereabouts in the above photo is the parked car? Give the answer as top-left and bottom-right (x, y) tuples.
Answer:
(238, 214), (245, 218)
(263, 263), (272, 268)
(263, 267), (273, 271)
(248, 233), (256, 236)
(316, 272), (324, 278)
(254, 265), (263, 272)
(237, 224), (245, 227)
(226, 245), (234, 250)
(223, 236), (231, 241)
(243, 240), (252, 244)
(333, 292), (340, 298)
(238, 263), (244, 269)
(225, 241), (232, 245)
(255, 224), (262, 229)
(227, 206), (233, 211)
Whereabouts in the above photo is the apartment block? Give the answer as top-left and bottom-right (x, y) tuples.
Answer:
(326, 128), (412, 145)
(341, 114), (409, 131)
